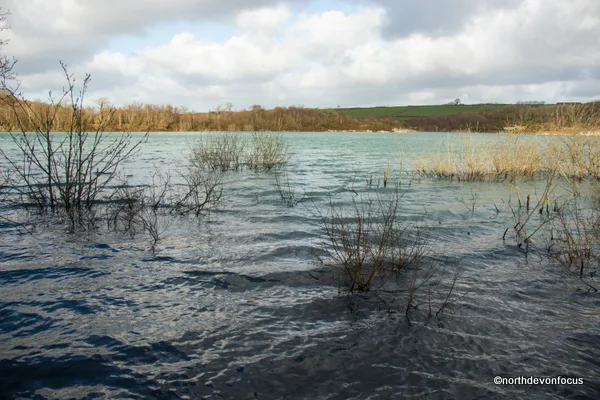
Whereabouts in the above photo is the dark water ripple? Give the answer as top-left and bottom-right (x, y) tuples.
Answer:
(1, 132), (599, 399)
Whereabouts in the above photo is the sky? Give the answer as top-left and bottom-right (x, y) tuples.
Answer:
(1, 0), (599, 111)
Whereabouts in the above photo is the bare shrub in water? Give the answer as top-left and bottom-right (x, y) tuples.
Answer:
(321, 187), (436, 292)
(501, 175), (598, 290)
(0, 63), (147, 228)
(247, 131), (290, 171)
(106, 172), (171, 249)
(191, 132), (247, 172)
(105, 166), (223, 249)
(320, 185), (464, 324)
(0, 169), (14, 224)
(273, 167), (305, 208)
(546, 182), (600, 290)
(191, 131), (289, 172)
(173, 166), (223, 216)
(505, 174), (561, 251)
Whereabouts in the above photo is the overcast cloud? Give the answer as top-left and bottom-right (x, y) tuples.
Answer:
(1, 0), (599, 110)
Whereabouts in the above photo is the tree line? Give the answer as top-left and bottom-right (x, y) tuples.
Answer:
(0, 89), (597, 133)
(0, 96), (407, 132)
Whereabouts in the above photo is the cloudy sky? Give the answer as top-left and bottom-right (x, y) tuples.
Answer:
(1, 0), (599, 111)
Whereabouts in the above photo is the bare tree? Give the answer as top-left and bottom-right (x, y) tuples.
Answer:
(0, 61), (148, 228)
(0, 8), (16, 88)
(0, 8), (17, 226)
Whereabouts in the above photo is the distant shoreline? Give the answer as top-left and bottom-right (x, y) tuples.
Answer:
(2, 128), (599, 135)
(2, 100), (597, 135)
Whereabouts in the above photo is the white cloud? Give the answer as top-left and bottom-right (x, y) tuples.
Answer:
(236, 5), (291, 34)
(293, 8), (383, 50)
(2, 0), (599, 110)
(137, 30), (296, 82)
(86, 52), (143, 76)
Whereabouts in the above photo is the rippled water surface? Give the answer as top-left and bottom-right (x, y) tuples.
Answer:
(1, 132), (599, 399)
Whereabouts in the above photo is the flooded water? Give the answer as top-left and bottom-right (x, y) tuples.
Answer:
(0, 132), (599, 399)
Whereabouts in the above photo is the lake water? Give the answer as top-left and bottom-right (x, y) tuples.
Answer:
(0, 132), (598, 399)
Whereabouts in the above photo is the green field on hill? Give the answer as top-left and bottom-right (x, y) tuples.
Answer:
(336, 104), (511, 119)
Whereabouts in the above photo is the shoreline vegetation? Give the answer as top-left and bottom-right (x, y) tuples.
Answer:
(414, 134), (600, 181)
(0, 92), (598, 134)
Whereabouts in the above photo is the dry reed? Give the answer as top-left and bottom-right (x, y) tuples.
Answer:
(415, 134), (600, 182)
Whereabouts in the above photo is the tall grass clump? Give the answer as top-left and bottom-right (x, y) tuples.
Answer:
(550, 135), (600, 180)
(414, 134), (600, 182)
(415, 135), (493, 181)
(490, 136), (549, 180)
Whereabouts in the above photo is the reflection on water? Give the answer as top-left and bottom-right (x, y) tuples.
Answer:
(0, 132), (598, 399)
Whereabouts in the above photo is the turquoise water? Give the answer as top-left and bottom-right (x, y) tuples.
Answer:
(0, 131), (598, 399)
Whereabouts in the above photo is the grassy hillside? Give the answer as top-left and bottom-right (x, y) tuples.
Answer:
(332, 102), (599, 133)
(337, 104), (511, 119)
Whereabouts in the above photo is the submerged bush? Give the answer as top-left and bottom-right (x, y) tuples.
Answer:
(191, 131), (289, 172)
(173, 165), (223, 216)
(105, 175), (170, 244)
(321, 187), (435, 292)
(318, 186), (465, 323)
(505, 173), (560, 251)
(0, 63), (147, 228)
(247, 132), (290, 171)
(546, 182), (600, 289)
(499, 174), (599, 290)
(191, 132), (247, 171)
(273, 167), (305, 208)
(103, 167), (222, 249)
